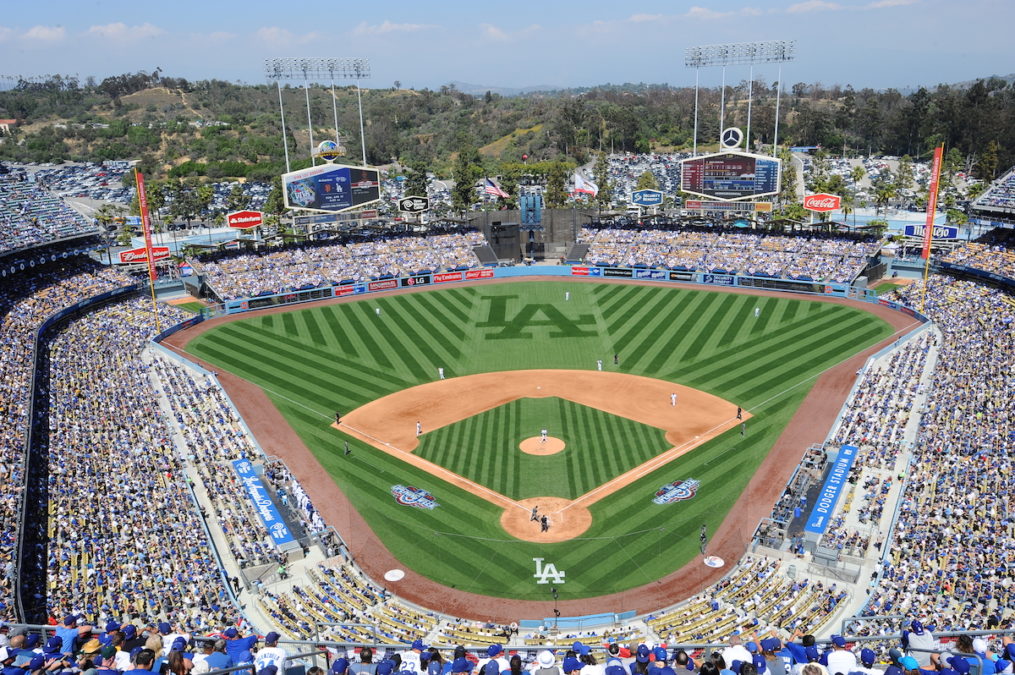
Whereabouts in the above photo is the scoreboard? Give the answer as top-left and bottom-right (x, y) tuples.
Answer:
(680, 152), (781, 202)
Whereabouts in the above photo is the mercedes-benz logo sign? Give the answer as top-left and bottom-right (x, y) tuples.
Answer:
(721, 127), (744, 149)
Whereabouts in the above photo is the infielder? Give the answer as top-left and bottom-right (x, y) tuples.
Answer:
(416, 421), (422, 436)
(670, 392), (677, 406)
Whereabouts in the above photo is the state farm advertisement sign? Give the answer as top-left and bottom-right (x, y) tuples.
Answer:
(803, 194), (842, 212)
(227, 210), (264, 229)
(118, 246), (171, 264)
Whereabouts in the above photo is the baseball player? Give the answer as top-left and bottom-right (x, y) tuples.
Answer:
(597, 359), (603, 371)
(754, 307), (761, 318)
(541, 428), (548, 443)
(530, 506), (539, 521)
(565, 291), (571, 301)
(670, 392), (677, 407)
(376, 307), (382, 316)
(438, 367), (445, 380)
(737, 406), (742, 420)
(416, 421), (422, 436)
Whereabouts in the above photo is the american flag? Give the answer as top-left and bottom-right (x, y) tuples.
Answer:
(483, 178), (510, 199)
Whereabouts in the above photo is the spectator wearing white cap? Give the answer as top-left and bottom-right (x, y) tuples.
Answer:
(533, 651), (561, 675)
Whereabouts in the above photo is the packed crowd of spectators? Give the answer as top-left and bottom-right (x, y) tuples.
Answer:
(941, 228), (1015, 279)
(578, 227), (881, 282)
(860, 275), (1014, 631)
(0, 175), (98, 254)
(193, 232), (485, 300)
(972, 166), (1015, 211)
(42, 297), (237, 629)
(0, 258), (133, 620)
(830, 333), (936, 470)
(152, 358), (292, 570)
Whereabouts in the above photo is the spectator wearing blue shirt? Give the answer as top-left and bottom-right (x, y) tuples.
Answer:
(223, 628), (257, 666)
(205, 641), (233, 672)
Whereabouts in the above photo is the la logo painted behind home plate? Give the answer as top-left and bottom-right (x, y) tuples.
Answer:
(533, 558), (566, 584)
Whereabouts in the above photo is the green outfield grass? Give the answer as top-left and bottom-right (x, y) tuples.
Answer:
(186, 280), (893, 600)
(416, 397), (669, 500)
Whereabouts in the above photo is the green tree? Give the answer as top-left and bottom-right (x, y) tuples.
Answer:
(851, 165), (866, 187)
(196, 184), (214, 220)
(635, 170), (659, 191)
(593, 152), (612, 207)
(973, 140), (999, 180)
(545, 162), (570, 208)
(226, 183), (250, 212)
(896, 155), (914, 192)
(403, 160), (429, 198)
(264, 176), (286, 217)
(451, 147), (482, 212)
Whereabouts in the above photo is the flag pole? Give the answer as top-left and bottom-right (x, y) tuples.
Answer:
(919, 145), (944, 313)
(134, 168), (162, 333)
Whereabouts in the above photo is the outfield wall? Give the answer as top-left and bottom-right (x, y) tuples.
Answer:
(215, 265), (886, 316)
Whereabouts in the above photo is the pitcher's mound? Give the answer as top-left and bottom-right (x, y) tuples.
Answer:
(501, 497), (592, 543)
(520, 436), (565, 455)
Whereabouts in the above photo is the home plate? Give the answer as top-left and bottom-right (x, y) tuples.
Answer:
(704, 556), (725, 568)
(384, 569), (405, 582)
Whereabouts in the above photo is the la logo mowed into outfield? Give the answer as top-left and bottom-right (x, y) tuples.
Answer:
(478, 295), (598, 339)
(185, 281), (895, 599)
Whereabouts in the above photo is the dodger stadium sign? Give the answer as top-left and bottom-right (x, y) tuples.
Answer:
(652, 479), (701, 504)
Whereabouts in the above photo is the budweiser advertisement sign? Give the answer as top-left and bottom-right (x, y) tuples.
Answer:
(226, 210), (264, 229)
(119, 246), (171, 264)
(802, 194), (842, 212)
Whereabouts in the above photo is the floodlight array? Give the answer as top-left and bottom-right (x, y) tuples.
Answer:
(684, 40), (795, 68)
(264, 58), (371, 82)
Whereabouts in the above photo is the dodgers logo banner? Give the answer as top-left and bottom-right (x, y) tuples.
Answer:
(652, 479), (700, 504)
(232, 459), (296, 546)
(804, 445), (859, 534)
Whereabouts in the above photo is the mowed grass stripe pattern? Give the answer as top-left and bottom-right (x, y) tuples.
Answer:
(187, 281), (893, 599)
(415, 397), (669, 500)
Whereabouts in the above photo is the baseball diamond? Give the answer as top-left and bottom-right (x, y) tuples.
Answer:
(178, 279), (900, 609)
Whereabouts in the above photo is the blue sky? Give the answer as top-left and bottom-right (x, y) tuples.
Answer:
(0, 0), (1010, 91)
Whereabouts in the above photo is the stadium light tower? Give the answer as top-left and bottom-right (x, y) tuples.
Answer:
(684, 40), (795, 156)
(265, 57), (372, 169)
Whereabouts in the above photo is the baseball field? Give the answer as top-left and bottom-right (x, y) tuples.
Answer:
(185, 280), (893, 601)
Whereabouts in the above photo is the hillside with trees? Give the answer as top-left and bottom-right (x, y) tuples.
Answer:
(1, 70), (1013, 182)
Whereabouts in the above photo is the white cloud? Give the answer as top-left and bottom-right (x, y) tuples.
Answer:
(0, 25), (13, 42)
(23, 25), (65, 41)
(685, 6), (734, 19)
(627, 13), (665, 22)
(353, 20), (436, 36)
(87, 22), (164, 41)
(786, 0), (842, 11)
(479, 23), (540, 43)
(255, 26), (321, 45)
(867, 0), (919, 7)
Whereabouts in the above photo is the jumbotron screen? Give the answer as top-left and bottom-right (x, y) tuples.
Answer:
(680, 152), (781, 202)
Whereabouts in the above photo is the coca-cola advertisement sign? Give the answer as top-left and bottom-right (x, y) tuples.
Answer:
(226, 210), (264, 229)
(803, 194), (842, 212)
(118, 246), (170, 264)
